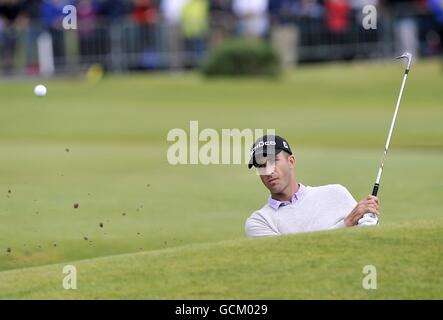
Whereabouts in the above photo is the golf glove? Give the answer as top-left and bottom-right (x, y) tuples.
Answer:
(358, 213), (379, 226)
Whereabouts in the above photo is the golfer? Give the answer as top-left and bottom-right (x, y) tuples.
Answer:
(246, 135), (379, 237)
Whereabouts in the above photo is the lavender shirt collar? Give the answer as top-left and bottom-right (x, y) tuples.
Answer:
(268, 183), (305, 210)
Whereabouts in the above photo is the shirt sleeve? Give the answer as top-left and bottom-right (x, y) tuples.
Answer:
(337, 184), (357, 213)
(328, 184), (358, 229)
(245, 213), (279, 237)
(329, 219), (346, 229)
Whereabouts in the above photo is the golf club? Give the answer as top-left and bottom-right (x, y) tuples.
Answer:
(364, 52), (413, 222)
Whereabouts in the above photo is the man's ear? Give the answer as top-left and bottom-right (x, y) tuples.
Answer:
(288, 155), (296, 169)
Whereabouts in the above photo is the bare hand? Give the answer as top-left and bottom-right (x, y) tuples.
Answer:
(344, 195), (380, 227)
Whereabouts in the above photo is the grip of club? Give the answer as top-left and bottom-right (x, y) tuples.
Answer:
(372, 183), (379, 196)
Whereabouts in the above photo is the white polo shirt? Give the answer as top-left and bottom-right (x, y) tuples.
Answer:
(245, 184), (357, 237)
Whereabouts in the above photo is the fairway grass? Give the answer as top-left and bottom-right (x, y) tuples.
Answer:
(0, 218), (442, 299)
(0, 59), (442, 298)
(0, 144), (441, 274)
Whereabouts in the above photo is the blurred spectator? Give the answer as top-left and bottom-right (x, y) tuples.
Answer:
(325, 0), (350, 33)
(77, 0), (101, 64)
(22, 0), (42, 74)
(131, 0), (159, 69)
(161, 0), (189, 69)
(97, 0), (131, 22)
(132, 0), (157, 25)
(268, 0), (298, 23)
(297, 0), (324, 18)
(0, 0), (26, 74)
(428, 0), (443, 23)
(232, 0), (269, 38)
(40, 0), (71, 69)
(427, 0), (443, 53)
(93, 0), (131, 71)
(295, 0), (324, 52)
(324, 0), (352, 59)
(388, 0), (420, 57)
(268, 0), (300, 67)
(181, 0), (208, 67)
(209, 0), (234, 47)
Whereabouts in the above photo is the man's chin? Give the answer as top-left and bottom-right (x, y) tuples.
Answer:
(267, 185), (283, 194)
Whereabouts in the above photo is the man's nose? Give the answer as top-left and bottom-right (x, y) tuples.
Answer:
(264, 162), (275, 175)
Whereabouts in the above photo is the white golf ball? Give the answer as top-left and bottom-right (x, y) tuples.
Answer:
(34, 84), (47, 97)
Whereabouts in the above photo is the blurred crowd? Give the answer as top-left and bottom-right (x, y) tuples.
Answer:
(0, 0), (442, 74)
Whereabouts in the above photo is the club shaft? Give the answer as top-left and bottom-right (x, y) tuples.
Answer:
(372, 68), (409, 196)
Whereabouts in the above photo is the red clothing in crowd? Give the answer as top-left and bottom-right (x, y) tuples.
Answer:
(132, 0), (158, 25)
(325, 0), (350, 33)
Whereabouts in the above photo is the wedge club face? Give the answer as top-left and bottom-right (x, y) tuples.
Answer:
(396, 52), (412, 71)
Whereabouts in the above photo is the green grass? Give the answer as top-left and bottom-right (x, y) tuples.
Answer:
(0, 59), (442, 299)
(0, 219), (442, 299)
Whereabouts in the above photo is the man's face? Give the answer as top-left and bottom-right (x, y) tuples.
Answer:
(256, 151), (295, 194)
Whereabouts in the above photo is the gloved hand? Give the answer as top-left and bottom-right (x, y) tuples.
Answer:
(344, 195), (380, 226)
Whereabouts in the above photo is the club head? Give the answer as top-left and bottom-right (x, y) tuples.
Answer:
(396, 52), (412, 70)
